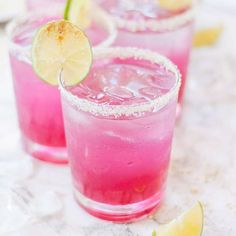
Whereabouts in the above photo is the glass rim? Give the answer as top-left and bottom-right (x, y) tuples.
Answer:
(6, 3), (117, 64)
(59, 47), (181, 118)
(111, 1), (197, 32)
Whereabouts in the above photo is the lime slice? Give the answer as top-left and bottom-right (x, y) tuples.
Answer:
(159, 0), (192, 11)
(193, 26), (223, 47)
(155, 202), (204, 236)
(64, 0), (91, 30)
(32, 20), (92, 86)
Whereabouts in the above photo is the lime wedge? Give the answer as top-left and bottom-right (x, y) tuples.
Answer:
(159, 0), (192, 11)
(155, 202), (204, 236)
(32, 20), (92, 86)
(64, 0), (91, 30)
(193, 26), (224, 47)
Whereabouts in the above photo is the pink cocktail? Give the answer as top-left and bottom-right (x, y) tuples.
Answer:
(60, 48), (181, 221)
(7, 8), (116, 164)
(97, 0), (195, 115)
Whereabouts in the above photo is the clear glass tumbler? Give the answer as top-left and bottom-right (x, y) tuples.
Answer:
(7, 7), (116, 164)
(97, 0), (196, 115)
(60, 47), (181, 222)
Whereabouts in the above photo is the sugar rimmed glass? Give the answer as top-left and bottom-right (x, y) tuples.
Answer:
(60, 47), (181, 222)
(6, 6), (117, 164)
(97, 0), (196, 115)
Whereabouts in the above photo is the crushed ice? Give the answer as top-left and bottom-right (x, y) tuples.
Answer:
(0, 185), (63, 234)
(29, 191), (63, 218)
(0, 186), (31, 235)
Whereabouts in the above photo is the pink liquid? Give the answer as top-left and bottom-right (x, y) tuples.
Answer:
(9, 14), (108, 163)
(114, 28), (194, 109)
(62, 58), (178, 221)
(98, 0), (194, 113)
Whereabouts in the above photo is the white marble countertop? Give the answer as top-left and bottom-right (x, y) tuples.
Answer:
(1, 3), (236, 236)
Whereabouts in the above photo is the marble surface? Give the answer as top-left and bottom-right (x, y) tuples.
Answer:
(1, 3), (236, 236)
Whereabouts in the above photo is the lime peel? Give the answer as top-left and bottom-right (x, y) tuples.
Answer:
(154, 202), (204, 236)
(152, 230), (157, 236)
(64, 0), (72, 20)
(64, 0), (92, 30)
(193, 25), (224, 47)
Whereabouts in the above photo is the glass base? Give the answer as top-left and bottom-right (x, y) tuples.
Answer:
(74, 189), (163, 222)
(22, 136), (68, 164)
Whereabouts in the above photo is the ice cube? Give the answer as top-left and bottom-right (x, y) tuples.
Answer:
(29, 191), (62, 218)
(0, 189), (31, 235)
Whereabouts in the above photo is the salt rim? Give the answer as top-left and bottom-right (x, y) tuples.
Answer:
(6, 3), (117, 65)
(59, 47), (181, 118)
(110, 1), (197, 32)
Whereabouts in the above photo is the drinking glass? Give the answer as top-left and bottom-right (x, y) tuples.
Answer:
(60, 47), (181, 221)
(97, 0), (196, 115)
(7, 7), (116, 164)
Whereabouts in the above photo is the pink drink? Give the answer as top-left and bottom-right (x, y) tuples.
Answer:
(60, 48), (181, 222)
(7, 10), (116, 164)
(98, 0), (195, 115)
